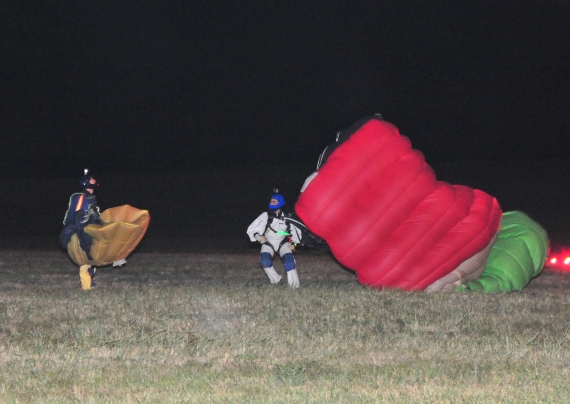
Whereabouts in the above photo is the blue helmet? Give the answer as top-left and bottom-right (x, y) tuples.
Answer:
(269, 192), (285, 210)
(79, 168), (99, 191)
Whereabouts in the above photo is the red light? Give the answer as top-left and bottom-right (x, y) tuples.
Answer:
(546, 248), (570, 272)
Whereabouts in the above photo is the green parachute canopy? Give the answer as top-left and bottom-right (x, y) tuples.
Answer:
(458, 211), (548, 293)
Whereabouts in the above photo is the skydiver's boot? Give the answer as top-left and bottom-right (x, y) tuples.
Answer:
(287, 269), (300, 289)
(79, 265), (96, 290)
(263, 266), (282, 284)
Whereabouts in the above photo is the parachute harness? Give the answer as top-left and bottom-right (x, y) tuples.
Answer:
(263, 213), (293, 254)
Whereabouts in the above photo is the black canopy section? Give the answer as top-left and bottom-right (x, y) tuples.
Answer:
(316, 114), (384, 170)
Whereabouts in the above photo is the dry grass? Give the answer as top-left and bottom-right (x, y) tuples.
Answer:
(2, 248), (570, 403)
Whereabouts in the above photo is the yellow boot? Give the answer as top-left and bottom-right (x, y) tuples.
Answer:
(79, 265), (96, 290)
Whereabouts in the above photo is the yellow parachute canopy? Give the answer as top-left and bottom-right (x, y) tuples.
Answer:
(67, 205), (150, 266)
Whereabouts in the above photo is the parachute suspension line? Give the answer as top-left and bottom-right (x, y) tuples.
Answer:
(317, 146), (329, 169)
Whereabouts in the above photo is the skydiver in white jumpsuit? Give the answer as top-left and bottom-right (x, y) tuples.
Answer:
(247, 191), (302, 288)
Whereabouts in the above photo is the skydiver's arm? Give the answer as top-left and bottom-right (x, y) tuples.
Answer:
(246, 212), (268, 242)
(94, 212), (104, 225)
(290, 224), (302, 245)
(73, 209), (87, 227)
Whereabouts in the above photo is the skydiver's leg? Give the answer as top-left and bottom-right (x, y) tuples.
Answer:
(59, 223), (77, 250)
(88, 266), (97, 288)
(279, 244), (299, 289)
(286, 270), (299, 289)
(260, 245), (282, 284)
(79, 265), (96, 290)
(76, 229), (94, 261)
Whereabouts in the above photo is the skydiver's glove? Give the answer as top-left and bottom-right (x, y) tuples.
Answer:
(257, 235), (266, 244)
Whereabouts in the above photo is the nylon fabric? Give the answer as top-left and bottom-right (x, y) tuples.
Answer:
(66, 205), (150, 266)
(459, 211), (548, 292)
(295, 117), (503, 291)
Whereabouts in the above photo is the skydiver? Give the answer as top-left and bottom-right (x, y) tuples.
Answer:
(60, 169), (104, 290)
(247, 190), (302, 288)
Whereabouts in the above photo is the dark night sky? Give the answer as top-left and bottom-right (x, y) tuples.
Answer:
(2, 0), (569, 178)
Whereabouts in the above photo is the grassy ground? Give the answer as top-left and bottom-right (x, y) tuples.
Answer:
(2, 248), (570, 403)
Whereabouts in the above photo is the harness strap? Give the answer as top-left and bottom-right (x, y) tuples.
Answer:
(262, 238), (290, 255)
(264, 214), (291, 236)
(263, 214), (292, 254)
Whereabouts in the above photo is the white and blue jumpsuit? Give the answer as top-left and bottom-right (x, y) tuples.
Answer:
(247, 210), (302, 288)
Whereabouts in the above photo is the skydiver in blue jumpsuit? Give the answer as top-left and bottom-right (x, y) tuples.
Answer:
(60, 169), (104, 289)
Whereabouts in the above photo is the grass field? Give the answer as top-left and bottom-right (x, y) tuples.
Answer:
(2, 247), (570, 403)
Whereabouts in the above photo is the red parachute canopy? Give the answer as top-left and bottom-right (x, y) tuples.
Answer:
(295, 117), (502, 290)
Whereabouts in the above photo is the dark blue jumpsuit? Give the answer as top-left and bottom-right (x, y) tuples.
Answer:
(60, 191), (103, 260)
